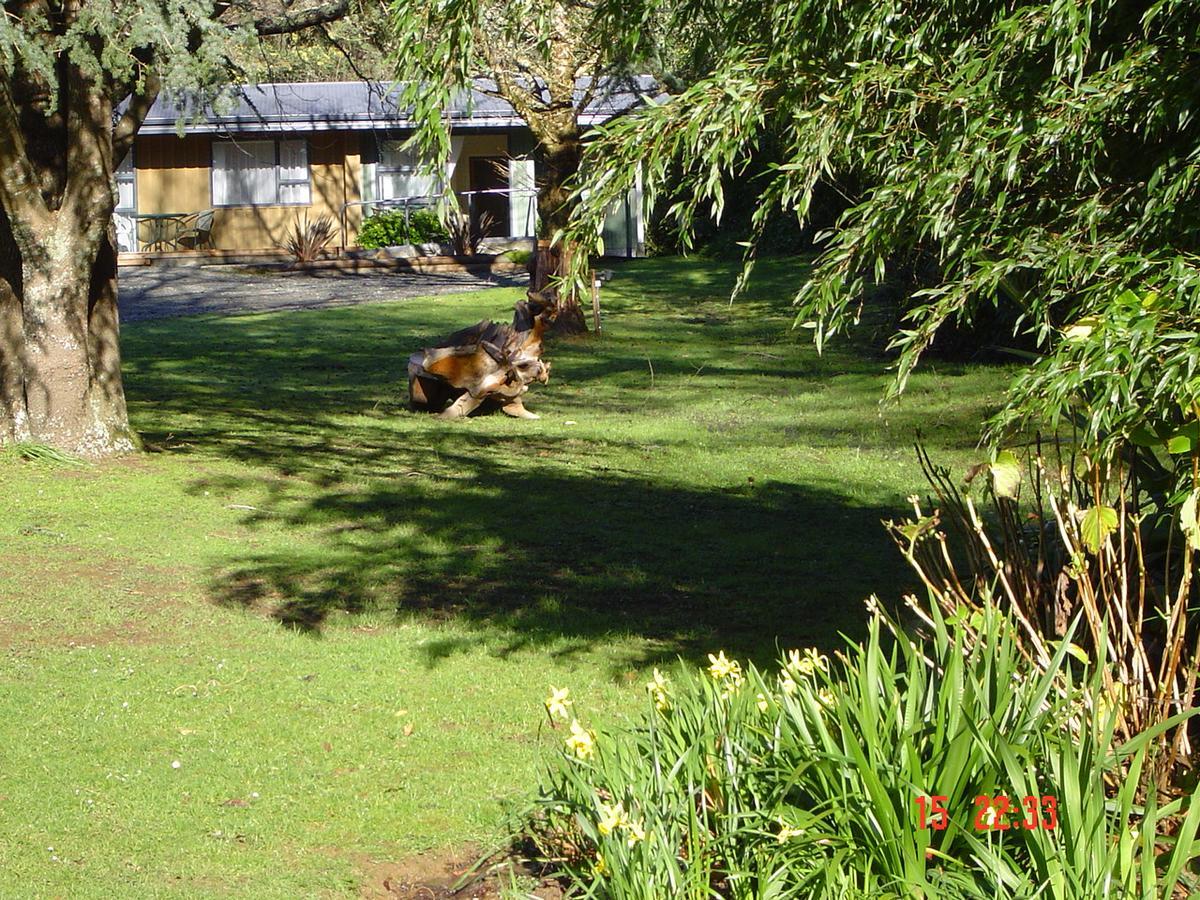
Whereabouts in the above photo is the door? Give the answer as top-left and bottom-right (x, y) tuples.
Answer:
(468, 157), (509, 238)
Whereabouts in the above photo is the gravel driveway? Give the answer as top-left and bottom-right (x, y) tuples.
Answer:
(118, 264), (526, 323)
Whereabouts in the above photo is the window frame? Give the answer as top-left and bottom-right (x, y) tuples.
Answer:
(375, 140), (438, 204)
(210, 137), (311, 208)
(115, 147), (137, 213)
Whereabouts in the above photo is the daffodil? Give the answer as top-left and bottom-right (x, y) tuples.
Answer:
(545, 686), (573, 721)
(786, 648), (829, 677)
(593, 853), (607, 876)
(779, 673), (798, 695)
(816, 687), (836, 708)
(981, 804), (999, 829)
(625, 819), (646, 847)
(708, 651), (742, 683)
(565, 719), (594, 759)
(776, 820), (805, 842)
(756, 692), (770, 713)
(646, 668), (671, 712)
(597, 801), (628, 835)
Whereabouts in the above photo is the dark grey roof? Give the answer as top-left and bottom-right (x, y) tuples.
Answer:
(137, 77), (659, 135)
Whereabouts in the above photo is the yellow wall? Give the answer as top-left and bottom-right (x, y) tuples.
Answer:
(451, 133), (510, 193)
(135, 135), (211, 213)
(133, 132), (363, 251)
(132, 130), (514, 252)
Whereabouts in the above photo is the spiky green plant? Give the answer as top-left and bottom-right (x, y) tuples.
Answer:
(520, 601), (1200, 897)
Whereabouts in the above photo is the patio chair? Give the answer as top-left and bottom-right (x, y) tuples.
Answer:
(174, 209), (214, 251)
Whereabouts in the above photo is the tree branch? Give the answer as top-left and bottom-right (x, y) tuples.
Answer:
(0, 79), (51, 233)
(112, 73), (161, 165)
(63, 62), (115, 243)
(252, 0), (351, 36)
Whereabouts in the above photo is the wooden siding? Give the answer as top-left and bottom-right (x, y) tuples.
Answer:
(132, 132), (363, 251)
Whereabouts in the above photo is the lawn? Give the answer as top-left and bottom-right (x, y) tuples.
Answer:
(0, 257), (1011, 897)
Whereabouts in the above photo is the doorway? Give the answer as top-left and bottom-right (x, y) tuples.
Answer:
(468, 157), (510, 238)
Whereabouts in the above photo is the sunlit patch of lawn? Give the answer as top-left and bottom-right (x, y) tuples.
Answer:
(0, 256), (1012, 896)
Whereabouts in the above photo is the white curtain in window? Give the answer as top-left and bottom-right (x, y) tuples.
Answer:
(277, 140), (311, 204)
(115, 153), (135, 212)
(213, 140), (276, 205)
(113, 152), (137, 252)
(378, 142), (438, 201)
(508, 157), (536, 237)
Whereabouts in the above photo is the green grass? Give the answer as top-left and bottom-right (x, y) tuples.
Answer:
(0, 256), (1012, 897)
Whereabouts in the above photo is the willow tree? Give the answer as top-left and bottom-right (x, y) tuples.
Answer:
(0, 0), (348, 457)
(570, 0), (1200, 457)
(388, 0), (652, 333)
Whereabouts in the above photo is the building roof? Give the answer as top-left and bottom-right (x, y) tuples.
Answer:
(136, 77), (659, 135)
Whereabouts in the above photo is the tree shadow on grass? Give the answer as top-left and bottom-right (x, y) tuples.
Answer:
(200, 428), (910, 670)
(118, 284), (942, 671)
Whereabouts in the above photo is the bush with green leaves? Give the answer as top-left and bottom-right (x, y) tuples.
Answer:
(356, 208), (449, 249)
(521, 602), (1200, 898)
(891, 443), (1200, 795)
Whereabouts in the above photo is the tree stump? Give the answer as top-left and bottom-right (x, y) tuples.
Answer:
(408, 291), (554, 419)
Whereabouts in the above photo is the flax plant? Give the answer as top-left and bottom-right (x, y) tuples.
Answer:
(519, 601), (1200, 897)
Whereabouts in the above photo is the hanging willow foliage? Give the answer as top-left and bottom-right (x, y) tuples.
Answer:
(568, 0), (1200, 465)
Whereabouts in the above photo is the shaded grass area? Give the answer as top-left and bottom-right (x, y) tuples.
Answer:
(0, 256), (1012, 896)
(123, 256), (1001, 659)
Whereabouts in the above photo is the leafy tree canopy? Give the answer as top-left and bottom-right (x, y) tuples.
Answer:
(569, 0), (1200, 457)
(231, 0), (392, 83)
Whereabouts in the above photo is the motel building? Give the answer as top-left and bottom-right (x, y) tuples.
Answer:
(114, 79), (649, 263)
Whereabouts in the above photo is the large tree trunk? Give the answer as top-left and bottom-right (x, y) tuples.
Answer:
(0, 206), (28, 444)
(0, 208), (137, 458)
(532, 133), (588, 335)
(0, 0), (350, 458)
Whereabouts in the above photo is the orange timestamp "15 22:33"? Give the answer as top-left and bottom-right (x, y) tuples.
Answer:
(915, 794), (1058, 831)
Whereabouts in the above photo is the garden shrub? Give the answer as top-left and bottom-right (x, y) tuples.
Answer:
(892, 442), (1200, 796)
(356, 208), (449, 249)
(521, 602), (1200, 898)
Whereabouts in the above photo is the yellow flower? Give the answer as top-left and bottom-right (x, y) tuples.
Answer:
(625, 819), (646, 847)
(756, 692), (770, 713)
(779, 673), (798, 695)
(593, 853), (607, 876)
(565, 720), (594, 759)
(786, 648), (829, 677)
(597, 801), (628, 835)
(981, 804), (999, 829)
(816, 687), (836, 708)
(545, 686), (573, 721)
(708, 651), (742, 682)
(646, 668), (671, 712)
(776, 820), (805, 842)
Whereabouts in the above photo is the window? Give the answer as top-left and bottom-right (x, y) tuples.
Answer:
(278, 140), (311, 204)
(113, 151), (138, 253)
(376, 142), (438, 203)
(212, 139), (311, 206)
(115, 152), (136, 213)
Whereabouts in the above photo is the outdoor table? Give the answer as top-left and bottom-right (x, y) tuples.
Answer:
(136, 212), (189, 251)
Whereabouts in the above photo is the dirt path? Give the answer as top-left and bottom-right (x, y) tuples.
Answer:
(356, 846), (563, 899)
